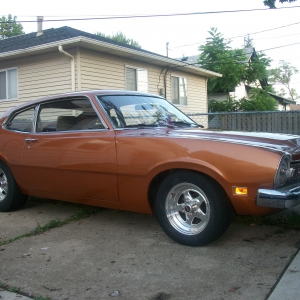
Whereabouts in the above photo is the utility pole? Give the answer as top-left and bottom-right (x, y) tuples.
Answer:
(166, 42), (169, 57)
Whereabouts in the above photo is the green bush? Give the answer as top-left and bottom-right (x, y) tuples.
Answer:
(208, 88), (277, 112)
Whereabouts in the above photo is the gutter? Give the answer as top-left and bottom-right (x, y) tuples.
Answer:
(58, 45), (75, 91)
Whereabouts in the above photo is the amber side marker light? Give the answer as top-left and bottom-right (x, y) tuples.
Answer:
(233, 187), (248, 195)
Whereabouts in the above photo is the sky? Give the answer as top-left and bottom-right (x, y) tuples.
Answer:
(3, 0), (300, 98)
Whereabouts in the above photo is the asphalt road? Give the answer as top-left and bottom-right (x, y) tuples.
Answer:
(0, 198), (299, 300)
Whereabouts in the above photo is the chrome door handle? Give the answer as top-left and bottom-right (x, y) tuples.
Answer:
(25, 138), (38, 143)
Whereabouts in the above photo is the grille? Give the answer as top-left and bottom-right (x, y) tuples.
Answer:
(289, 162), (300, 182)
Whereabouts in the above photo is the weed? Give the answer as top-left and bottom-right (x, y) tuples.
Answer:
(35, 296), (52, 300)
(233, 211), (300, 230)
(0, 204), (103, 246)
(7, 286), (20, 292)
(0, 281), (52, 300)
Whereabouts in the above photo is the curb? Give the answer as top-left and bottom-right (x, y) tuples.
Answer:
(268, 249), (300, 299)
(0, 288), (31, 299)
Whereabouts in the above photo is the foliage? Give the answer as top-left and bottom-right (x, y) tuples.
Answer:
(268, 60), (299, 100)
(7, 286), (20, 293)
(0, 198), (103, 246)
(208, 88), (277, 112)
(234, 211), (300, 231)
(198, 28), (271, 95)
(208, 96), (239, 112)
(95, 31), (141, 48)
(239, 88), (277, 111)
(35, 296), (52, 300)
(0, 14), (24, 39)
(244, 35), (254, 48)
(264, 0), (297, 8)
(290, 88), (299, 99)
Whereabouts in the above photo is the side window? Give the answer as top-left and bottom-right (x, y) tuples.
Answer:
(171, 76), (187, 105)
(6, 107), (35, 132)
(37, 97), (105, 132)
(125, 66), (148, 92)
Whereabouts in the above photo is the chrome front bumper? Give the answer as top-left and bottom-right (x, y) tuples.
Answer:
(257, 186), (300, 209)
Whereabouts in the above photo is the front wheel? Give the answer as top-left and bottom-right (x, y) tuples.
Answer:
(155, 171), (232, 246)
(0, 161), (28, 212)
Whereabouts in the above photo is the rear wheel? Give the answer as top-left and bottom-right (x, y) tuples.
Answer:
(0, 161), (28, 212)
(155, 171), (232, 246)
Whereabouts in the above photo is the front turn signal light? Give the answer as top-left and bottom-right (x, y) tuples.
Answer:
(233, 187), (248, 195)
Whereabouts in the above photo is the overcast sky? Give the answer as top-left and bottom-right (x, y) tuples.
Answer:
(3, 0), (300, 96)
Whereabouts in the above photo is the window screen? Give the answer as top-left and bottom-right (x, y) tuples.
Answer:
(126, 67), (148, 92)
(171, 76), (187, 105)
(0, 68), (18, 100)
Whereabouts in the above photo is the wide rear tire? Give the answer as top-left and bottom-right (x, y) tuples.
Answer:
(155, 171), (232, 246)
(0, 161), (28, 212)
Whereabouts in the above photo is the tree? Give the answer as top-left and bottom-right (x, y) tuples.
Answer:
(264, 0), (297, 8)
(198, 28), (271, 95)
(244, 35), (254, 48)
(0, 14), (24, 39)
(268, 60), (299, 100)
(95, 31), (141, 48)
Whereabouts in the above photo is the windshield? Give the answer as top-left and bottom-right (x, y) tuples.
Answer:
(96, 95), (198, 128)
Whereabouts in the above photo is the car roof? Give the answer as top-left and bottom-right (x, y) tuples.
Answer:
(0, 90), (164, 119)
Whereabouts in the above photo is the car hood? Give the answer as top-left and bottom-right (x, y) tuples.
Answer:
(164, 129), (300, 158)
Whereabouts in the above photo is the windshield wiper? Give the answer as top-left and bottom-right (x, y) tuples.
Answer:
(124, 123), (159, 128)
(169, 121), (201, 127)
(123, 122), (203, 129)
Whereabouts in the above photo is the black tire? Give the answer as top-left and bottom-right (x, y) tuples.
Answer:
(155, 171), (232, 246)
(0, 161), (28, 212)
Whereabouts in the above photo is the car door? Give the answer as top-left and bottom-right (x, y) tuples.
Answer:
(21, 96), (119, 202)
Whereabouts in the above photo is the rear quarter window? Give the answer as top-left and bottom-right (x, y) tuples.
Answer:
(6, 108), (35, 133)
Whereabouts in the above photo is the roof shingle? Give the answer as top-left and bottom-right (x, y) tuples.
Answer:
(0, 26), (156, 56)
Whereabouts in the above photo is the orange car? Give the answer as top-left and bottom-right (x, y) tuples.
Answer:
(0, 90), (300, 246)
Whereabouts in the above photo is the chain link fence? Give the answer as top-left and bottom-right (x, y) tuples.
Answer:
(187, 111), (300, 135)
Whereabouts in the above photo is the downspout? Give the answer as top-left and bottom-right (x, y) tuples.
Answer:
(206, 78), (209, 112)
(163, 67), (169, 99)
(58, 45), (75, 91)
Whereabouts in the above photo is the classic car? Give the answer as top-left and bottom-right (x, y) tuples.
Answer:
(0, 90), (300, 246)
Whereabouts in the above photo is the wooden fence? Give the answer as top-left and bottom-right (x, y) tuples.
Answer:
(187, 111), (300, 135)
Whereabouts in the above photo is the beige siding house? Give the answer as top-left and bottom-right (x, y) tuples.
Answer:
(0, 26), (220, 116)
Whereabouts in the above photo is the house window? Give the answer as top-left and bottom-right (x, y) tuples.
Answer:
(171, 76), (187, 105)
(126, 67), (148, 92)
(0, 68), (18, 100)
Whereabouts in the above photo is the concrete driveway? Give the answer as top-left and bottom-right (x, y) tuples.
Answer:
(0, 198), (299, 300)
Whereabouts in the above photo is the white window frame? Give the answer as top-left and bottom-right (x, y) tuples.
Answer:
(0, 67), (18, 101)
(125, 65), (148, 93)
(171, 75), (188, 106)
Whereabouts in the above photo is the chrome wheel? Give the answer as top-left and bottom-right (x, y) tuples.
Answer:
(165, 183), (210, 235)
(0, 167), (8, 202)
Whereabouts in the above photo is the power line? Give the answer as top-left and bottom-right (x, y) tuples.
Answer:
(257, 42), (300, 52)
(272, 82), (300, 85)
(176, 41), (300, 66)
(228, 21), (300, 39)
(172, 42), (300, 70)
(252, 32), (300, 40)
(2, 6), (300, 23)
(173, 21), (300, 49)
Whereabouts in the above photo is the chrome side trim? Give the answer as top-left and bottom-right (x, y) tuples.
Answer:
(257, 187), (300, 209)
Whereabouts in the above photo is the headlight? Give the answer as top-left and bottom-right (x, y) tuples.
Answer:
(274, 154), (291, 188)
